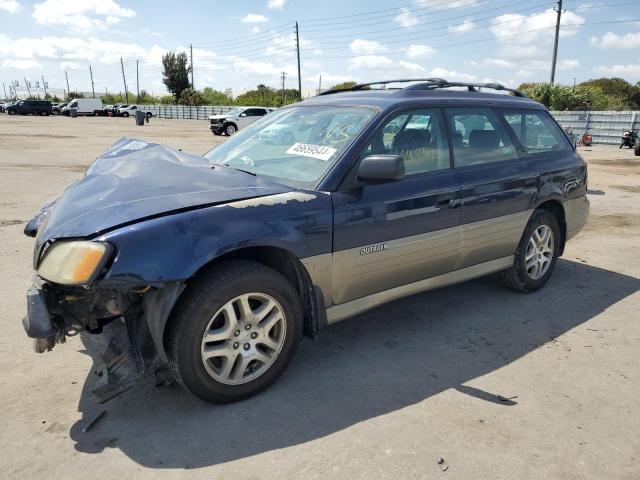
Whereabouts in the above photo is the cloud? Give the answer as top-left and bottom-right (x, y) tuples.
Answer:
(394, 7), (420, 28)
(465, 58), (514, 68)
(33, 0), (135, 32)
(594, 64), (640, 76)
(0, 0), (19, 13)
(398, 61), (426, 72)
(349, 55), (395, 70)
(267, 0), (286, 10)
(405, 44), (434, 59)
(429, 67), (476, 81)
(490, 9), (584, 44)
(350, 39), (388, 55)
(241, 13), (268, 23)
(415, 0), (478, 10)
(2, 59), (43, 69)
(589, 31), (640, 49)
(558, 59), (579, 70)
(448, 17), (475, 33)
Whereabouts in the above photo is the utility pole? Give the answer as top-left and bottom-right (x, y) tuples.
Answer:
(318, 74), (322, 94)
(2, 82), (7, 101)
(136, 59), (140, 102)
(41, 75), (47, 97)
(89, 65), (95, 98)
(190, 44), (194, 89)
(281, 71), (287, 106)
(295, 22), (302, 100)
(65, 70), (70, 94)
(24, 77), (32, 97)
(120, 57), (129, 103)
(550, 0), (562, 84)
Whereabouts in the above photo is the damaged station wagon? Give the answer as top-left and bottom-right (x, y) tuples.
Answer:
(23, 79), (589, 404)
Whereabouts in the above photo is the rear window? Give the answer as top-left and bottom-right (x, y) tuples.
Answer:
(500, 110), (571, 154)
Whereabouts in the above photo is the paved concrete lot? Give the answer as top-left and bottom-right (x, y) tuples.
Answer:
(0, 115), (638, 479)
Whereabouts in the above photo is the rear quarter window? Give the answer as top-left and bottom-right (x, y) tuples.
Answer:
(500, 110), (571, 154)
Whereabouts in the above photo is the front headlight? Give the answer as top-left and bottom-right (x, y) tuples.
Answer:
(38, 241), (111, 285)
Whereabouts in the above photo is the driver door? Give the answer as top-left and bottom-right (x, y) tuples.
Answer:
(331, 108), (461, 304)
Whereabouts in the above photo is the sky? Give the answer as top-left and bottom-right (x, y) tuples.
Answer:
(1, 0), (639, 98)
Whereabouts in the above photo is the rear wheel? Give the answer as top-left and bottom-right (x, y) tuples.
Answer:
(168, 260), (302, 403)
(122, 112), (129, 117)
(497, 209), (561, 292)
(635, 142), (640, 156)
(40, 110), (49, 116)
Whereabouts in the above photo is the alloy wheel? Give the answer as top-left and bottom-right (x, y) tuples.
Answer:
(200, 293), (287, 385)
(525, 224), (554, 280)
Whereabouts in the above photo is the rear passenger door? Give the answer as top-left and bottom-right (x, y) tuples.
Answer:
(331, 108), (461, 304)
(445, 107), (537, 269)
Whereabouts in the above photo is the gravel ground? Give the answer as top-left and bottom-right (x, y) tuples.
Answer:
(0, 114), (638, 480)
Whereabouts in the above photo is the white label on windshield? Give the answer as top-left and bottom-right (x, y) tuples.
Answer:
(285, 143), (337, 161)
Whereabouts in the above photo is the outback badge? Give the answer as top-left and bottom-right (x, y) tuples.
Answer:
(360, 243), (388, 255)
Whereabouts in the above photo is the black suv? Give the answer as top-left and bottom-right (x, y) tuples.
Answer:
(6, 100), (52, 116)
(23, 79), (589, 404)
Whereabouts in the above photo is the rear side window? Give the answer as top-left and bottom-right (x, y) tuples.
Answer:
(446, 108), (518, 167)
(360, 108), (450, 175)
(500, 110), (571, 154)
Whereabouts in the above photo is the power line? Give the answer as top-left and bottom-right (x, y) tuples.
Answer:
(305, 18), (640, 59)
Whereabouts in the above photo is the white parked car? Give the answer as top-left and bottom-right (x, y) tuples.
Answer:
(209, 107), (273, 136)
(117, 104), (153, 119)
(62, 98), (103, 116)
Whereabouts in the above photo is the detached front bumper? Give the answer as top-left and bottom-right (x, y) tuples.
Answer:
(22, 279), (181, 402)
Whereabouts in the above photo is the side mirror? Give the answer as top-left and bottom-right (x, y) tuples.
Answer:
(240, 113), (247, 117)
(357, 154), (404, 182)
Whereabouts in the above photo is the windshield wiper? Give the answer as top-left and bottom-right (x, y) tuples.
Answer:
(226, 165), (256, 176)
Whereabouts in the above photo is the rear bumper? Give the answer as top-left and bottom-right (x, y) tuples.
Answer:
(564, 194), (590, 241)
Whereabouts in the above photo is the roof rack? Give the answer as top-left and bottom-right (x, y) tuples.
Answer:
(318, 78), (527, 98)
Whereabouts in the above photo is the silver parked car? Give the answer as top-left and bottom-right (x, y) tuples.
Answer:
(209, 107), (274, 136)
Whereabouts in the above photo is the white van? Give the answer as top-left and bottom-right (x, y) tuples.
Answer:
(62, 98), (103, 116)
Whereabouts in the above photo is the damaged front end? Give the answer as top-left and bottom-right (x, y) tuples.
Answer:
(25, 275), (183, 403)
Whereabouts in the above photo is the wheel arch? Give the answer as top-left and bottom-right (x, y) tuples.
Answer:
(533, 198), (567, 255)
(161, 245), (325, 356)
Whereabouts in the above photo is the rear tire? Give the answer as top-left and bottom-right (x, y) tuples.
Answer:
(40, 110), (49, 116)
(122, 112), (129, 117)
(167, 260), (303, 404)
(635, 142), (640, 156)
(497, 209), (561, 292)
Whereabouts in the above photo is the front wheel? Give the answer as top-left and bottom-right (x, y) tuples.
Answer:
(224, 123), (237, 136)
(122, 112), (129, 117)
(168, 260), (302, 403)
(497, 209), (561, 292)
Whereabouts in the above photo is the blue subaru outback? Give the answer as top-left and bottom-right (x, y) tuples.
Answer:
(23, 79), (589, 404)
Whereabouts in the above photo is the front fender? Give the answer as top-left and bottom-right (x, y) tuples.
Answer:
(96, 191), (333, 286)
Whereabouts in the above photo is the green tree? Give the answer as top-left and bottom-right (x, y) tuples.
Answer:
(201, 87), (233, 105)
(329, 81), (357, 90)
(578, 78), (640, 109)
(161, 51), (191, 102)
(178, 88), (205, 105)
(65, 91), (84, 101)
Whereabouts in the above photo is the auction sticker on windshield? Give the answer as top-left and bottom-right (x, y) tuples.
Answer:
(286, 143), (337, 161)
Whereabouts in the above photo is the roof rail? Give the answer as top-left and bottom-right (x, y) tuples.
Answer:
(318, 78), (527, 98)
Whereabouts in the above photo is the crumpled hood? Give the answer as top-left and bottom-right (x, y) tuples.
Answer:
(209, 114), (232, 120)
(34, 138), (291, 244)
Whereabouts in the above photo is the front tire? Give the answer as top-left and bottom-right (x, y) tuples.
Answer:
(497, 209), (561, 292)
(122, 112), (129, 117)
(224, 123), (237, 136)
(168, 260), (303, 404)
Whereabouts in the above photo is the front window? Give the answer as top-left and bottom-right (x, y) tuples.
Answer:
(204, 105), (377, 187)
(225, 108), (244, 117)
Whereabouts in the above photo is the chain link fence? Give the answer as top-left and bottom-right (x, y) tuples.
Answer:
(144, 105), (236, 120)
(550, 111), (639, 145)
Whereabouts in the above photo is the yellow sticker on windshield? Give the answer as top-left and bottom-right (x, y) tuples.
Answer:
(285, 143), (337, 161)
